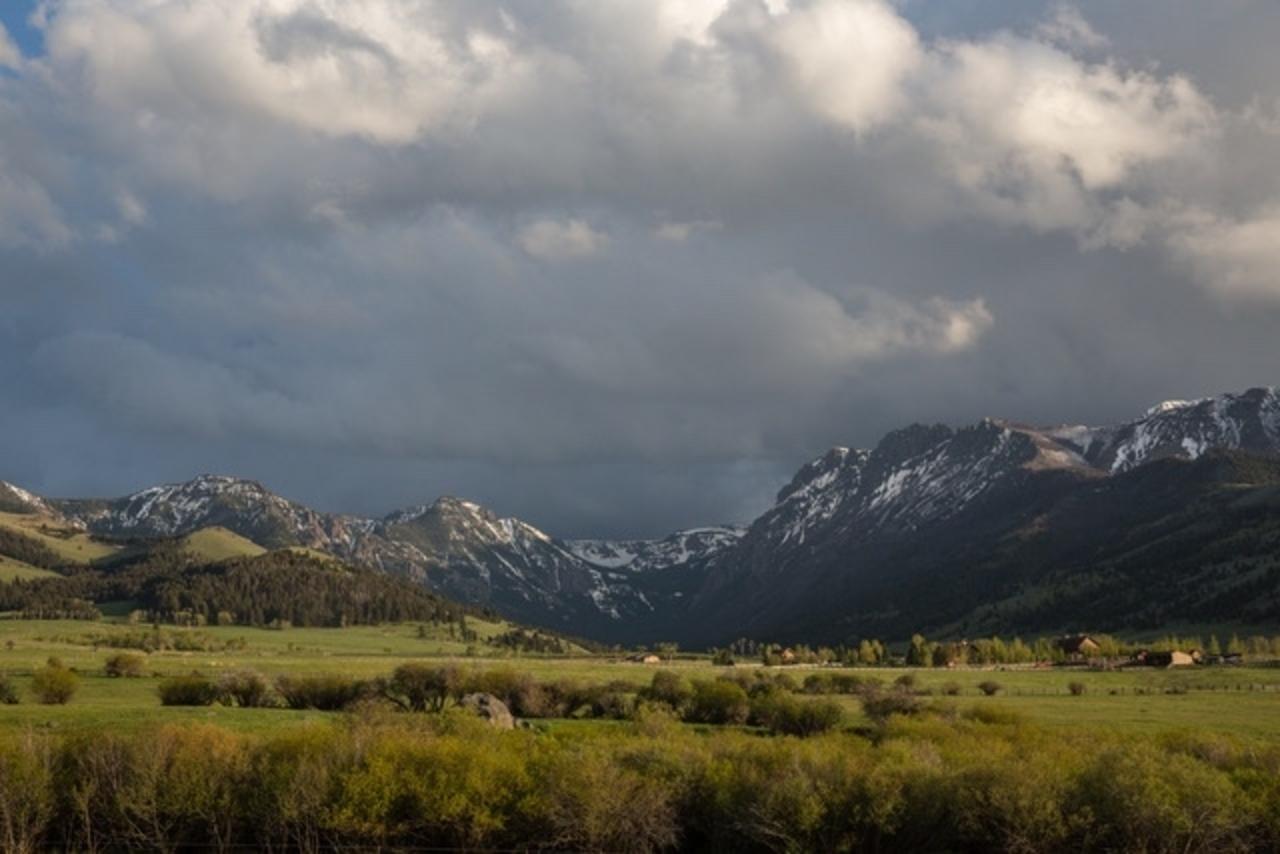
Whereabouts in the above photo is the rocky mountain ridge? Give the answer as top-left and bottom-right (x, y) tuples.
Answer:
(4, 384), (1278, 643)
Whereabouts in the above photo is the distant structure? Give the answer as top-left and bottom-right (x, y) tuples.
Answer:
(1056, 635), (1101, 662)
(1134, 650), (1198, 668)
(629, 653), (662, 665)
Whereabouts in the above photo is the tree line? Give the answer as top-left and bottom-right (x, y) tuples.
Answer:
(0, 549), (468, 628)
(711, 631), (1280, 667)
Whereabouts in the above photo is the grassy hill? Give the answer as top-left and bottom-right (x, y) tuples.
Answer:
(0, 511), (120, 565)
(177, 526), (267, 562)
(0, 555), (60, 582)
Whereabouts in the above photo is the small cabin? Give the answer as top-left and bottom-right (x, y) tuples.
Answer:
(1136, 650), (1196, 668)
(1056, 635), (1101, 660)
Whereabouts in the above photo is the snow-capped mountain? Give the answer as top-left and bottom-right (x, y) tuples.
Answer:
(352, 497), (652, 627)
(46, 476), (652, 631)
(1049, 386), (1280, 473)
(725, 419), (1091, 568)
(712, 386), (1278, 580)
(54, 474), (362, 550)
(674, 385), (1280, 645)
(6, 384), (1278, 645)
(565, 526), (744, 572)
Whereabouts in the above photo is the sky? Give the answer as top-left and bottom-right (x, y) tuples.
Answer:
(1, 0), (1279, 537)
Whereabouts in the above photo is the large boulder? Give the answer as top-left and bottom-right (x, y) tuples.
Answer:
(459, 692), (515, 729)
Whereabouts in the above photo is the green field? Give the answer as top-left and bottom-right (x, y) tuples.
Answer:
(1, 618), (1277, 738)
(0, 511), (121, 564)
(0, 555), (60, 581)
(174, 526), (267, 562)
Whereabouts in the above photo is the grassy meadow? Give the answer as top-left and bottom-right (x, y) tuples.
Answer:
(2, 616), (1280, 851)
(1, 617), (1277, 738)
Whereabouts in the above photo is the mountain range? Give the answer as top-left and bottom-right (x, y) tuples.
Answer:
(3, 386), (1278, 645)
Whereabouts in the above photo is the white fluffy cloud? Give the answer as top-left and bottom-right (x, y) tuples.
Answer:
(3, 0), (1280, 531)
(910, 36), (1214, 232)
(768, 0), (921, 132)
(518, 218), (608, 260)
(1167, 208), (1280, 301)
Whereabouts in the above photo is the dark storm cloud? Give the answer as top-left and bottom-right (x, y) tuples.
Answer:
(1, 0), (1279, 537)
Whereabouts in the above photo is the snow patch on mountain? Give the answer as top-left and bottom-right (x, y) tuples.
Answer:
(0, 480), (54, 515)
(566, 526), (745, 572)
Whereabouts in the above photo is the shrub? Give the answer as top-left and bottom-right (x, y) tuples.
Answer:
(275, 675), (369, 711)
(158, 674), (222, 707)
(685, 680), (750, 725)
(942, 682), (962, 696)
(894, 673), (917, 691)
(2, 717), (1280, 850)
(30, 659), (78, 705)
(962, 705), (1026, 726)
(219, 670), (274, 708)
(829, 673), (865, 694)
(640, 671), (692, 713)
(802, 674), (833, 694)
(753, 692), (845, 736)
(1068, 681), (1087, 696)
(861, 689), (924, 723)
(385, 664), (459, 713)
(462, 667), (531, 708)
(104, 652), (147, 678)
(0, 732), (56, 852)
(977, 680), (1002, 696)
(533, 743), (678, 851)
(508, 679), (560, 718)
(0, 676), (18, 705)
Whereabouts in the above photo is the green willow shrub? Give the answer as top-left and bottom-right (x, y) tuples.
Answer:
(684, 679), (750, 726)
(103, 652), (147, 678)
(246, 727), (352, 852)
(751, 691), (844, 737)
(385, 663), (460, 712)
(1073, 742), (1252, 853)
(30, 659), (78, 705)
(0, 732), (56, 854)
(533, 743), (678, 851)
(0, 676), (18, 705)
(158, 674), (222, 706)
(219, 670), (274, 708)
(639, 670), (692, 713)
(803, 673), (834, 694)
(334, 727), (537, 849)
(462, 667), (531, 709)
(4, 713), (1280, 851)
(861, 688), (924, 723)
(275, 675), (370, 711)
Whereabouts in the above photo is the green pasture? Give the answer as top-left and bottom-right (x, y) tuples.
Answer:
(0, 511), (120, 564)
(0, 556), (60, 582)
(1, 618), (1278, 738)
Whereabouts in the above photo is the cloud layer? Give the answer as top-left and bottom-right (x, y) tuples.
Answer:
(2, 0), (1279, 535)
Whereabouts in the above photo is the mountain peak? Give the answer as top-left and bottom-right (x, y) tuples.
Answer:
(1144, 399), (1203, 418)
